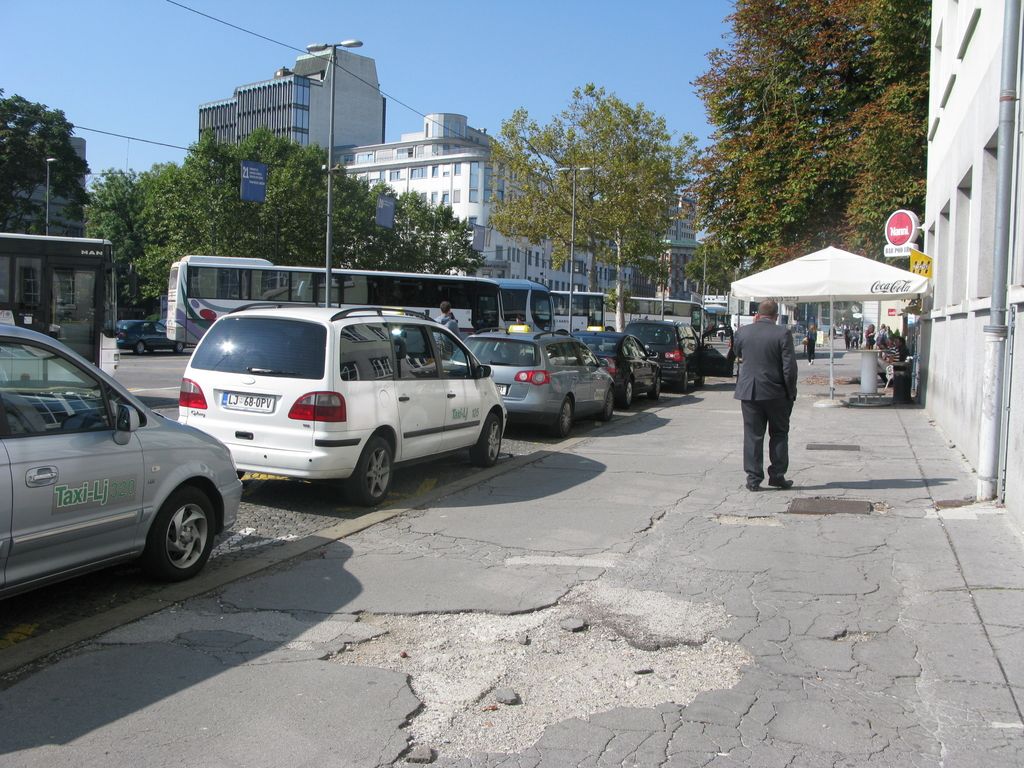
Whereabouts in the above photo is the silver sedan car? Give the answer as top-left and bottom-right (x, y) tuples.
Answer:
(0, 325), (242, 598)
(466, 330), (614, 437)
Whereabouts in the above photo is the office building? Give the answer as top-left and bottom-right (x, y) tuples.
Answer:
(198, 49), (385, 152)
(342, 112), (659, 296)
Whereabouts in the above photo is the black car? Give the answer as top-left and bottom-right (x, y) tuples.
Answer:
(625, 320), (734, 392)
(116, 320), (185, 355)
(625, 320), (699, 392)
(575, 331), (660, 408)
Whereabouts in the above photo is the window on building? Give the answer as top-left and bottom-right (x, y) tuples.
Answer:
(356, 152), (374, 163)
(452, 189), (461, 204)
(443, 165), (450, 177)
(410, 167), (427, 179)
(389, 170), (402, 181)
(469, 217), (477, 227)
(431, 191), (438, 205)
(442, 192), (450, 205)
(453, 163), (461, 176)
(431, 165), (439, 177)
(469, 190), (479, 203)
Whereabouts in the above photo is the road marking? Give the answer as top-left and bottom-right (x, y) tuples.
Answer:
(211, 527), (299, 559)
(416, 478), (438, 494)
(0, 623), (39, 650)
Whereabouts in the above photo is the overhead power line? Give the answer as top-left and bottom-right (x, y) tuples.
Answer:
(164, 0), (449, 135)
(74, 125), (189, 151)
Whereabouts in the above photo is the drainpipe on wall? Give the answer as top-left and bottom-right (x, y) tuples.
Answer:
(978, 0), (1022, 500)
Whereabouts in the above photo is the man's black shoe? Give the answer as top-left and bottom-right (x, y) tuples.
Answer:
(746, 482), (762, 492)
(768, 478), (794, 490)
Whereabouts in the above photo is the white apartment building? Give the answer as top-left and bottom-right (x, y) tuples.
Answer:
(341, 113), (660, 295)
(922, 0), (1023, 524)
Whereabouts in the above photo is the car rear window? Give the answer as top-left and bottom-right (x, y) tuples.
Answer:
(466, 338), (539, 367)
(191, 317), (326, 379)
(627, 324), (676, 345)
(577, 334), (620, 356)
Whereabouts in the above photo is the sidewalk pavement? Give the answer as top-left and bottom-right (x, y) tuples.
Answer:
(1, 347), (1022, 767)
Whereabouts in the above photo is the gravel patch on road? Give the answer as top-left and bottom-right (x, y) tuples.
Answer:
(334, 582), (749, 757)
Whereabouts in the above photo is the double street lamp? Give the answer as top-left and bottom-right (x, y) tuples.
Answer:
(307, 39), (363, 307)
(555, 165), (591, 331)
(44, 157), (57, 235)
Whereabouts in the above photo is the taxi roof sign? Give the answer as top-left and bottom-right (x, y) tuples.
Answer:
(507, 324), (532, 333)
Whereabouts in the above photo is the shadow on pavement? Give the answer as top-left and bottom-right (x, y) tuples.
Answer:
(795, 478), (958, 491)
(0, 540), (371, 759)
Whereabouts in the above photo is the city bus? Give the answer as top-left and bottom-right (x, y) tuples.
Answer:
(551, 290), (608, 333)
(624, 296), (704, 330)
(0, 233), (119, 374)
(165, 255), (554, 344)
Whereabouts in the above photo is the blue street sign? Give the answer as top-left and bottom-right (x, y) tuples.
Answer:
(240, 160), (268, 203)
(376, 194), (396, 228)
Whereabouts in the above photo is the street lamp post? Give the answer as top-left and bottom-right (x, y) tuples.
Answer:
(307, 39), (362, 308)
(556, 165), (591, 331)
(44, 157), (57, 235)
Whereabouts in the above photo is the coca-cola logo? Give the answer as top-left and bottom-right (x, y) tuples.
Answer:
(871, 280), (914, 294)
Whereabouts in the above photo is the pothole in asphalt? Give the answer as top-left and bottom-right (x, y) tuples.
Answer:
(332, 582), (750, 757)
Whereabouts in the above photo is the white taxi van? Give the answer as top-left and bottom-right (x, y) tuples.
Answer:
(0, 325), (242, 598)
(178, 306), (506, 506)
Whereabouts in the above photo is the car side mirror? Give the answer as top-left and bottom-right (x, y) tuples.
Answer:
(474, 364), (492, 379)
(114, 403), (141, 445)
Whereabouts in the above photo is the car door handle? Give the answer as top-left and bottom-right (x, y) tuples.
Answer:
(26, 466), (58, 487)
(398, 396), (411, 402)
(447, 393), (457, 399)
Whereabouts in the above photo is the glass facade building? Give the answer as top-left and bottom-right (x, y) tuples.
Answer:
(199, 73), (311, 145)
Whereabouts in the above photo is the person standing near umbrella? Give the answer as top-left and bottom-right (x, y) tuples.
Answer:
(803, 323), (817, 365)
(732, 299), (798, 491)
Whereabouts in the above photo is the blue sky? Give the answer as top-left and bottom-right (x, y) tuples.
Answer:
(3, 0), (734, 181)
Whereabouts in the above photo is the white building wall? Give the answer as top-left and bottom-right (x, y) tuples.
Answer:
(342, 113), (647, 294)
(303, 50), (385, 150)
(924, 0), (1023, 525)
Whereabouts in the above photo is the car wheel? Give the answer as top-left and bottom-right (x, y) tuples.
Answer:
(174, 341), (185, 354)
(598, 386), (614, 421)
(141, 486), (215, 581)
(616, 379), (634, 409)
(133, 340), (146, 355)
(695, 372), (706, 388)
(551, 397), (574, 438)
(347, 435), (393, 507)
(680, 362), (690, 394)
(470, 411), (502, 467)
(648, 374), (661, 400)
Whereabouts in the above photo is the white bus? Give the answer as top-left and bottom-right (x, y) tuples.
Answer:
(165, 255), (553, 344)
(624, 296), (703, 328)
(551, 290), (608, 333)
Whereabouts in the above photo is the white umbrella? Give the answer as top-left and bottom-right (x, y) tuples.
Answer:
(730, 246), (930, 400)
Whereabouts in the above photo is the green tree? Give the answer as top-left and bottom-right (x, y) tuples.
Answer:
(85, 170), (147, 308)
(491, 84), (696, 330)
(0, 90), (89, 232)
(693, 0), (930, 276)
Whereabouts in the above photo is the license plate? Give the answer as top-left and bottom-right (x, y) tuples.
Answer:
(496, 383), (509, 395)
(222, 392), (275, 412)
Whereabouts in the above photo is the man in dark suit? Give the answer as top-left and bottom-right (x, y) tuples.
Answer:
(732, 299), (798, 491)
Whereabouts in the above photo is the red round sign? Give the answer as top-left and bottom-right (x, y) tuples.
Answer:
(885, 210), (919, 247)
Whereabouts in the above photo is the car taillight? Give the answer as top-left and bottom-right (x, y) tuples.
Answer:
(116, 331), (126, 340)
(602, 357), (617, 375)
(514, 369), (551, 386)
(664, 348), (684, 362)
(288, 392), (347, 422)
(179, 378), (208, 409)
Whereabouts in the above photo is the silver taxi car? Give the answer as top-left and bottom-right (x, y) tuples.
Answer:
(466, 329), (614, 437)
(0, 325), (242, 598)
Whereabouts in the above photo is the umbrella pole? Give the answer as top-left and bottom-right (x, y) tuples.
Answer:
(829, 296), (835, 399)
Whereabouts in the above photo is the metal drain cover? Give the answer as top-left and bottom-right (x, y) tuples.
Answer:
(788, 498), (873, 515)
(934, 499), (973, 509)
(806, 443), (861, 451)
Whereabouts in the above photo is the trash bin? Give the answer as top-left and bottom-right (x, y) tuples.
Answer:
(892, 361), (912, 404)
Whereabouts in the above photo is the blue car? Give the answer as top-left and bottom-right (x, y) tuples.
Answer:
(116, 320), (185, 355)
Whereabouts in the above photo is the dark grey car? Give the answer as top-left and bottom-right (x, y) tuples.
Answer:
(466, 331), (614, 437)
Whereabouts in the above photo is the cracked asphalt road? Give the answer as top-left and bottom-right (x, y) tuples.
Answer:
(1, 351), (1023, 767)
